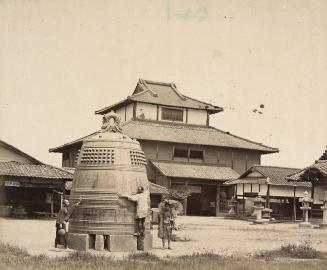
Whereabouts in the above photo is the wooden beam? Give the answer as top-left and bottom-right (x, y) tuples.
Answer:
(124, 101), (127, 121)
(156, 143), (159, 160)
(133, 102), (136, 119)
(293, 186), (297, 220)
(215, 182), (221, 217)
(245, 152), (248, 171)
(242, 183), (245, 215)
(50, 191), (54, 216)
(184, 180), (189, 215)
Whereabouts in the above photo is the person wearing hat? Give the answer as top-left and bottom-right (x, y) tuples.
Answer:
(122, 186), (150, 237)
(55, 198), (82, 248)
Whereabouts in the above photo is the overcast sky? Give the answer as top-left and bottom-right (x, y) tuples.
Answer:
(1, 0), (326, 168)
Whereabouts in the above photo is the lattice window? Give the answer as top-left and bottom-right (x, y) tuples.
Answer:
(80, 147), (115, 165)
(130, 150), (147, 166)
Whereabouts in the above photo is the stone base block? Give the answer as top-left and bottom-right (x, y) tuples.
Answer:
(67, 233), (89, 251)
(95, 235), (104, 251)
(299, 222), (311, 228)
(137, 234), (153, 251)
(253, 219), (268, 224)
(108, 235), (137, 252)
(319, 223), (327, 228)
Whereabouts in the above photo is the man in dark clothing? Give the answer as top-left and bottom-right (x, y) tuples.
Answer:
(55, 198), (81, 248)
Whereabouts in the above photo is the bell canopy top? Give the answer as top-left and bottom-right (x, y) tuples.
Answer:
(101, 111), (123, 133)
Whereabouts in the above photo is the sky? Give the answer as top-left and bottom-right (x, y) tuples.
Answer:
(0, 0), (326, 168)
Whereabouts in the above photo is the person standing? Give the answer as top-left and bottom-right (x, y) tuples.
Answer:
(158, 202), (173, 249)
(123, 186), (150, 236)
(55, 198), (81, 248)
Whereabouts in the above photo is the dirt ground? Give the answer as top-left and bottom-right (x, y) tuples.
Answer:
(0, 216), (326, 258)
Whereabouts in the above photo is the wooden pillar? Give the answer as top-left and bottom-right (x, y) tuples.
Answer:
(242, 183), (245, 215)
(60, 193), (63, 209)
(293, 186), (297, 220)
(186, 108), (188, 124)
(50, 191), (54, 216)
(215, 182), (221, 216)
(266, 184), (270, 208)
(184, 180), (189, 215)
(132, 102), (136, 119)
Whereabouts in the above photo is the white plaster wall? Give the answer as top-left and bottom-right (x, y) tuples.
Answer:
(244, 183), (252, 193)
(136, 102), (157, 120)
(295, 186), (311, 198)
(259, 184), (268, 196)
(126, 103), (133, 121)
(187, 109), (207, 125)
(252, 184), (260, 193)
(115, 107), (125, 122)
(115, 103), (134, 122)
(270, 186), (294, 197)
(236, 184), (243, 196)
(0, 146), (34, 164)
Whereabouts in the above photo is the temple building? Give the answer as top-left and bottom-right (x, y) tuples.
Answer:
(0, 140), (73, 217)
(49, 79), (278, 216)
(226, 165), (311, 219)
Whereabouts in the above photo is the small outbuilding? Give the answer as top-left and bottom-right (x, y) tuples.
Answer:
(0, 140), (73, 217)
(226, 165), (311, 219)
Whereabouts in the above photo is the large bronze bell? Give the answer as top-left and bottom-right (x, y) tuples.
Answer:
(67, 111), (152, 251)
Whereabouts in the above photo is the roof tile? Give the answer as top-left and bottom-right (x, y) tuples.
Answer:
(151, 160), (240, 181)
(0, 161), (73, 180)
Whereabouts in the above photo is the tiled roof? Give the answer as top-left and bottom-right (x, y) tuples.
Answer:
(319, 147), (327, 160)
(149, 182), (169, 195)
(225, 177), (267, 185)
(0, 161), (74, 180)
(49, 120), (278, 154)
(151, 160), (240, 181)
(95, 79), (223, 115)
(287, 160), (327, 181)
(226, 165), (311, 187)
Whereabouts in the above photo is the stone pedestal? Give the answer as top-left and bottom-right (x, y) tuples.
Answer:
(319, 206), (327, 228)
(108, 235), (137, 252)
(299, 191), (313, 228)
(95, 235), (104, 251)
(253, 206), (267, 224)
(299, 207), (311, 228)
(137, 234), (153, 251)
(253, 196), (268, 224)
(67, 233), (89, 251)
(226, 197), (238, 218)
(262, 208), (273, 220)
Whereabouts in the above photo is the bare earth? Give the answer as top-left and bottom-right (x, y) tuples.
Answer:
(0, 216), (326, 258)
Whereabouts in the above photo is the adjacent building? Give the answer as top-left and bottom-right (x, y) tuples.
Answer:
(50, 79), (278, 216)
(0, 140), (73, 217)
(226, 165), (311, 219)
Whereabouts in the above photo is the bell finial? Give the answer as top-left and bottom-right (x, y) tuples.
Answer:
(101, 111), (123, 133)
